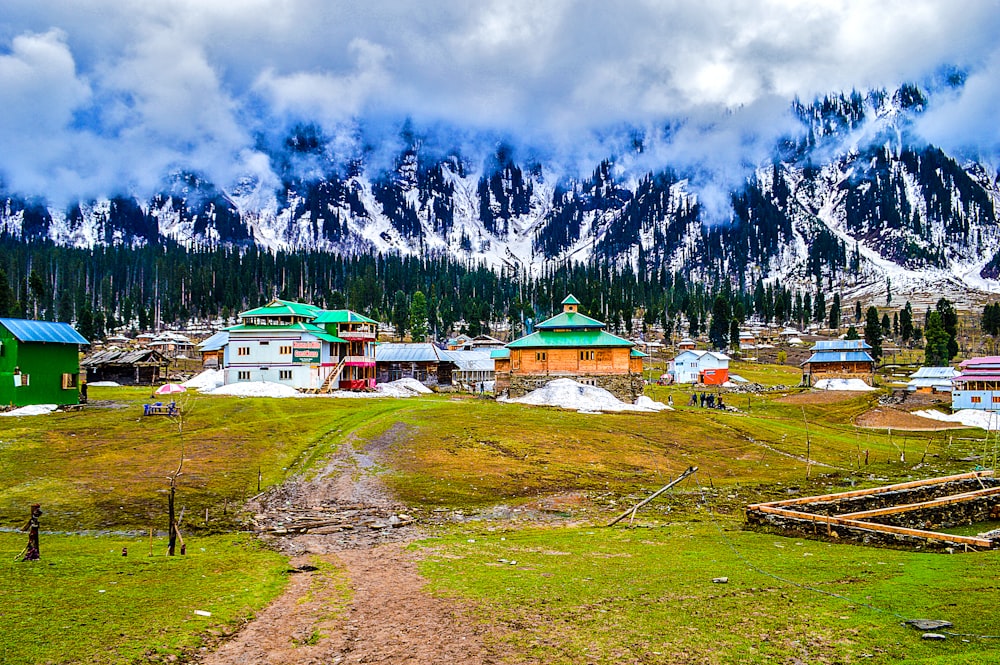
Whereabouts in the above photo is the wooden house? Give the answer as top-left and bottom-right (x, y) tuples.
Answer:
(224, 299), (378, 392)
(951, 357), (1000, 411)
(81, 348), (169, 386)
(677, 338), (697, 351)
(376, 342), (451, 386)
(495, 295), (646, 401)
(669, 350), (730, 384)
(800, 339), (876, 387)
(197, 330), (229, 368)
(0, 318), (88, 407)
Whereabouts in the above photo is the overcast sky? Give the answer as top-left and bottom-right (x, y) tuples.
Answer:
(2, 0), (1000, 203)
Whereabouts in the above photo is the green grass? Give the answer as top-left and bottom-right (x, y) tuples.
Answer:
(0, 374), (995, 664)
(0, 531), (286, 665)
(419, 520), (1000, 664)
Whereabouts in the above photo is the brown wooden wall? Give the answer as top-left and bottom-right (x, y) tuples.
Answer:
(510, 347), (633, 375)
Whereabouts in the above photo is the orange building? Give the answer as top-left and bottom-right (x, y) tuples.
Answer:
(494, 295), (646, 402)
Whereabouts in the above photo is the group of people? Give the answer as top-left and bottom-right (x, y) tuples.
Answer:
(687, 392), (726, 410)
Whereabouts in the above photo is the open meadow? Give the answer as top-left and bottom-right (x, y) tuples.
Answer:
(1, 371), (999, 664)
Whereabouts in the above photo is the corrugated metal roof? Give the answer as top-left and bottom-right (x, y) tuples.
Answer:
(197, 330), (229, 351)
(490, 348), (510, 359)
(0, 318), (88, 344)
(562, 294), (581, 305)
(953, 373), (1000, 382)
(802, 351), (875, 365)
(441, 350), (494, 372)
(375, 343), (444, 363)
(909, 367), (958, 379)
(809, 339), (872, 351)
(960, 356), (1000, 368)
(506, 329), (633, 349)
(239, 299), (323, 319)
(81, 348), (167, 367)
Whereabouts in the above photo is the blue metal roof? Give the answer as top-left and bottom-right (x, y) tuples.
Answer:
(0, 318), (88, 345)
(809, 339), (872, 351)
(197, 330), (229, 352)
(802, 350), (874, 365)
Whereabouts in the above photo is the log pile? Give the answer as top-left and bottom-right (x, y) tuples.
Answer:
(251, 504), (415, 535)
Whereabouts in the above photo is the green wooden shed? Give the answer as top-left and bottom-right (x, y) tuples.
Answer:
(0, 318), (89, 407)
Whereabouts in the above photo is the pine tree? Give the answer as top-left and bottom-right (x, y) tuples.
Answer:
(924, 311), (949, 366)
(936, 298), (959, 360)
(709, 295), (731, 350)
(409, 291), (429, 342)
(0, 267), (12, 317)
(900, 301), (914, 344)
(854, 300), (862, 323)
(392, 290), (409, 340)
(864, 306), (883, 360)
(828, 293), (841, 329)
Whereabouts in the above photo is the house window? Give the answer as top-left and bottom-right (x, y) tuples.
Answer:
(579, 350), (594, 361)
(238, 371), (251, 381)
(280, 345), (292, 355)
(279, 370), (292, 380)
(971, 396), (982, 403)
(62, 373), (78, 389)
(993, 396), (1000, 404)
(237, 346), (250, 356)
(16, 373), (29, 386)
(536, 352), (547, 361)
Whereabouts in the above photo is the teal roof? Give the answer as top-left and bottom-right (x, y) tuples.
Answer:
(506, 329), (634, 349)
(226, 322), (346, 343)
(313, 309), (378, 325)
(239, 298), (323, 320)
(490, 348), (510, 359)
(630, 348), (648, 358)
(534, 311), (606, 330)
(562, 294), (581, 305)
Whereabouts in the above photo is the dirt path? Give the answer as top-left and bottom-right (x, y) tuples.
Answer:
(194, 423), (497, 665)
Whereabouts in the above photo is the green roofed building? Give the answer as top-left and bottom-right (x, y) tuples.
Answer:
(495, 295), (646, 402)
(0, 318), (88, 407)
(224, 298), (378, 392)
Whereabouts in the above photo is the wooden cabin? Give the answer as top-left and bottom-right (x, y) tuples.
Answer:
(495, 295), (646, 402)
(800, 339), (876, 387)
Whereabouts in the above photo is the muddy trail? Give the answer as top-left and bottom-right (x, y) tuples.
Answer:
(191, 423), (499, 665)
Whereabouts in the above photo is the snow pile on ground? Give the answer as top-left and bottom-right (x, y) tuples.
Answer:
(207, 381), (301, 398)
(912, 409), (1000, 430)
(634, 395), (673, 412)
(87, 381), (121, 387)
(374, 379), (433, 398)
(183, 369), (225, 392)
(814, 378), (876, 392)
(1, 404), (58, 417)
(504, 378), (670, 413)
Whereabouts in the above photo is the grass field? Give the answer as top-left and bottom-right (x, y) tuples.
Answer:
(0, 377), (997, 663)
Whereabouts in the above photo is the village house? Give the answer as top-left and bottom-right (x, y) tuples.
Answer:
(677, 338), (697, 351)
(494, 295), (646, 401)
(81, 348), (170, 386)
(669, 349), (731, 384)
(951, 357), (1000, 411)
(446, 349), (495, 391)
(0, 318), (89, 407)
(907, 366), (958, 394)
(197, 330), (229, 368)
(738, 331), (756, 350)
(375, 342), (452, 386)
(147, 332), (195, 359)
(800, 339), (876, 387)
(223, 299), (378, 392)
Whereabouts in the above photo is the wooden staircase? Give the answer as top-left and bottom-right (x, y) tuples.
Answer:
(303, 358), (347, 394)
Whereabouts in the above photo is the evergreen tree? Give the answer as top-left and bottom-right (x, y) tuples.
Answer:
(900, 301), (914, 344)
(936, 298), (959, 360)
(864, 306), (882, 360)
(828, 293), (841, 329)
(924, 311), (950, 366)
(76, 305), (96, 342)
(709, 295), (731, 350)
(0, 267), (12, 317)
(409, 291), (429, 342)
(880, 313), (891, 338)
(846, 325), (860, 340)
(729, 318), (740, 351)
(28, 269), (45, 319)
(391, 290), (409, 340)
(854, 300), (862, 322)
(813, 290), (825, 323)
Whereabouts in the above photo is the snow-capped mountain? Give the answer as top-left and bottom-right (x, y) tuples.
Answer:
(2, 84), (999, 302)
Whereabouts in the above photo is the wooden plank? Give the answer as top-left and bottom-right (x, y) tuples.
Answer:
(746, 470), (995, 510)
(837, 486), (1000, 519)
(749, 504), (995, 548)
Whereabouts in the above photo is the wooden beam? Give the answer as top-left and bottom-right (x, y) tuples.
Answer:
(837, 486), (1000, 519)
(749, 504), (995, 548)
(746, 470), (995, 510)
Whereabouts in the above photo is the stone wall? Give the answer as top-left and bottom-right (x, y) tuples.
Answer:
(506, 373), (646, 403)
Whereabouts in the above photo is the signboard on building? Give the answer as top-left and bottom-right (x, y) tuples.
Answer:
(292, 341), (322, 363)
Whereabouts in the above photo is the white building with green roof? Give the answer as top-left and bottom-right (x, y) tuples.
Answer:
(224, 298), (378, 392)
